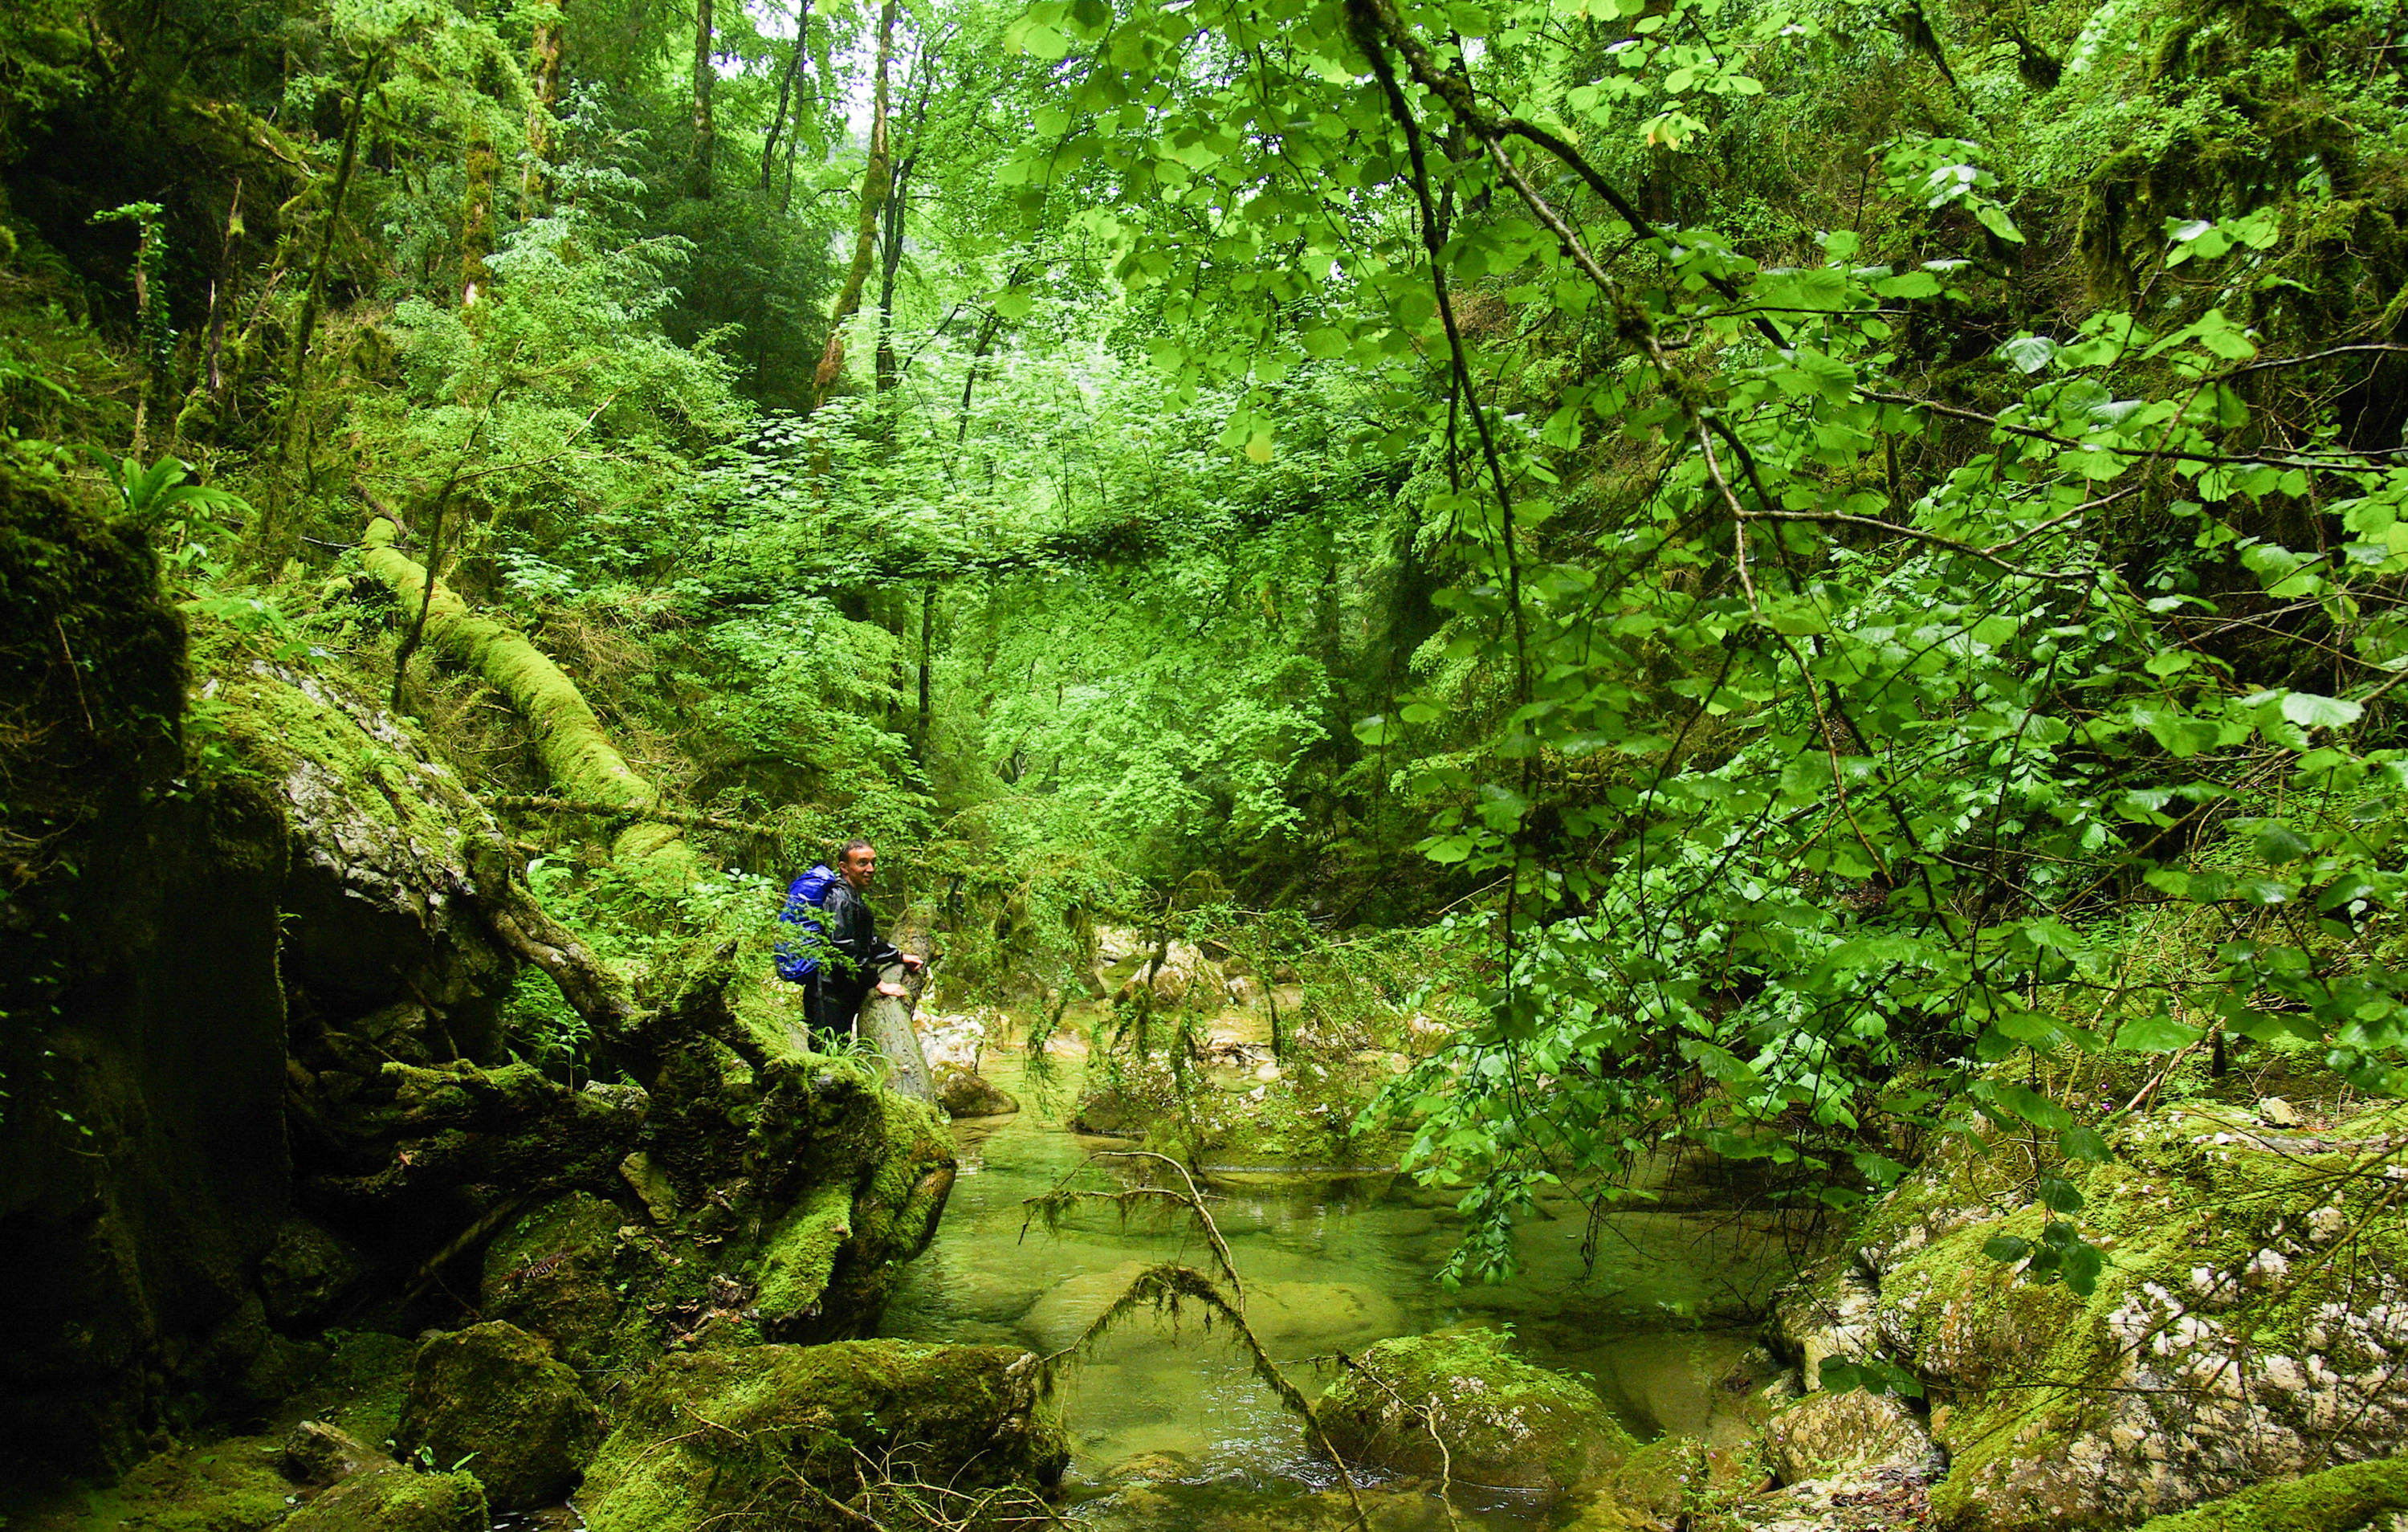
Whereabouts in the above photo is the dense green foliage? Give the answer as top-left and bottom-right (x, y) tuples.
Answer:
(4, 0), (2406, 1288)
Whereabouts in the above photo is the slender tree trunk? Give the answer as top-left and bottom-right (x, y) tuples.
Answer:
(276, 44), (385, 483)
(462, 114), (498, 308)
(812, 0), (897, 404)
(760, 0), (809, 200)
(523, 0), (565, 213)
(874, 157), (910, 394)
(690, 0), (716, 198)
(874, 48), (936, 395)
(954, 261), (1027, 443)
(915, 581), (934, 760)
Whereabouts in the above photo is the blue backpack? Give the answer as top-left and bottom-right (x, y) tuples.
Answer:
(775, 864), (840, 982)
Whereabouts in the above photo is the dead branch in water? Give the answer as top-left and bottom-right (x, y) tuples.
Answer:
(1017, 1149), (1371, 1532)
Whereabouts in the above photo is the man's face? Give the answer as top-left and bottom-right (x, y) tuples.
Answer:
(840, 845), (877, 890)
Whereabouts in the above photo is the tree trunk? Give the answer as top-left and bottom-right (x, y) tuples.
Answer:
(812, 0), (897, 404)
(358, 516), (699, 882)
(915, 581), (934, 760)
(275, 45), (385, 482)
(690, 0), (716, 198)
(760, 0), (809, 201)
(461, 113), (498, 308)
(873, 158), (909, 394)
(523, 0), (565, 212)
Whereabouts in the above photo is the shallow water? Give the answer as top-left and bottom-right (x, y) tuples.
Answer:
(879, 1053), (1799, 1530)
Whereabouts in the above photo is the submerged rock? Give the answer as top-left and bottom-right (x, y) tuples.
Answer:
(580, 1340), (1068, 1531)
(1315, 1327), (1634, 1502)
(395, 1321), (605, 1512)
(281, 1464), (487, 1532)
(936, 1062), (1020, 1118)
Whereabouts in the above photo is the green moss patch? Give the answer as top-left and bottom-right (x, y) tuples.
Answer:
(580, 1341), (1069, 1532)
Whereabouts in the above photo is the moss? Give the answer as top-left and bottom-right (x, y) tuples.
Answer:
(357, 518), (696, 882)
(2132, 1459), (2408, 1532)
(394, 1321), (605, 1513)
(579, 1341), (1069, 1532)
(307, 1331), (416, 1447)
(279, 1465), (486, 1532)
(1317, 1327), (1635, 1503)
(58, 1432), (297, 1532)
(752, 1180), (855, 1328)
(479, 1192), (627, 1367)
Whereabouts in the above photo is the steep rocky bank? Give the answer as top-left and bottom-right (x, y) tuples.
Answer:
(0, 467), (1050, 1524)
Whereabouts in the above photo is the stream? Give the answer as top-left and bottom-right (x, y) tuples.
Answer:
(880, 1052), (1803, 1530)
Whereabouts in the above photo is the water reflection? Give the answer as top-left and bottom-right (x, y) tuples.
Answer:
(880, 1057), (1795, 1530)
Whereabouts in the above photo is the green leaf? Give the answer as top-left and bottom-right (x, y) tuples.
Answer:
(2113, 1012), (2203, 1053)
(1982, 1235), (2031, 1264)
(2280, 692), (2362, 730)
(2059, 1126), (2112, 1162)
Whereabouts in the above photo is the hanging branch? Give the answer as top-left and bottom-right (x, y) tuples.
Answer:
(1017, 1151), (1371, 1532)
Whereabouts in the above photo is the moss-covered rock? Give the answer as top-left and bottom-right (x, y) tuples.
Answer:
(280, 1464), (487, 1532)
(1568, 1436), (1768, 1530)
(479, 1191), (626, 1366)
(2130, 1458), (2408, 1532)
(258, 1216), (368, 1329)
(580, 1340), (1069, 1532)
(1315, 1327), (1634, 1503)
(935, 1063), (1020, 1118)
(1774, 1099), (2408, 1530)
(1760, 1387), (1933, 1485)
(394, 1321), (605, 1512)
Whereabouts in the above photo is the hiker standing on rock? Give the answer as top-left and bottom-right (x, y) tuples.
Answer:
(777, 839), (923, 1045)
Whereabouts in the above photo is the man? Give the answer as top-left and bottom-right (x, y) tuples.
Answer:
(777, 839), (923, 1045)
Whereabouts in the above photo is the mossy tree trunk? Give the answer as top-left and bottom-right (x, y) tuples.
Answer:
(358, 517), (696, 882)
(522, 1), (565, 213)
(812, 0), (897, 404)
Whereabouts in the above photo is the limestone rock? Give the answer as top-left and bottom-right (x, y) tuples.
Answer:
(1762, 1387), (1934, 1485)
(280, 1419), (385, 1485)
(936, 1064), (1020, 1118)
(281, 1465), (487, 1532)
(395, 1321), (605, 1512)
(1315, 1327), (1634, 1503)
(580, 1341), (1068, 1530)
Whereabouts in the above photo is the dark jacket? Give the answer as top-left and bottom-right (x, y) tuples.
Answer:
(776, 863), (902, 988)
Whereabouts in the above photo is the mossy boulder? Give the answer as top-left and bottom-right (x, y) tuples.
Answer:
(1315, 1327), (1634, 1503)
(259, 1216), (368, 1328)
(2131, 1458), (2408, 1532)
(480, 1191), (627, 1366)
(580, 1340), (1069, 1532)
(1775, 1099), (2408, 1530)
(394, 1321), (605, 1512)
(280, 1464), (487, 1532)
(935, 1063), (1020, 1118)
